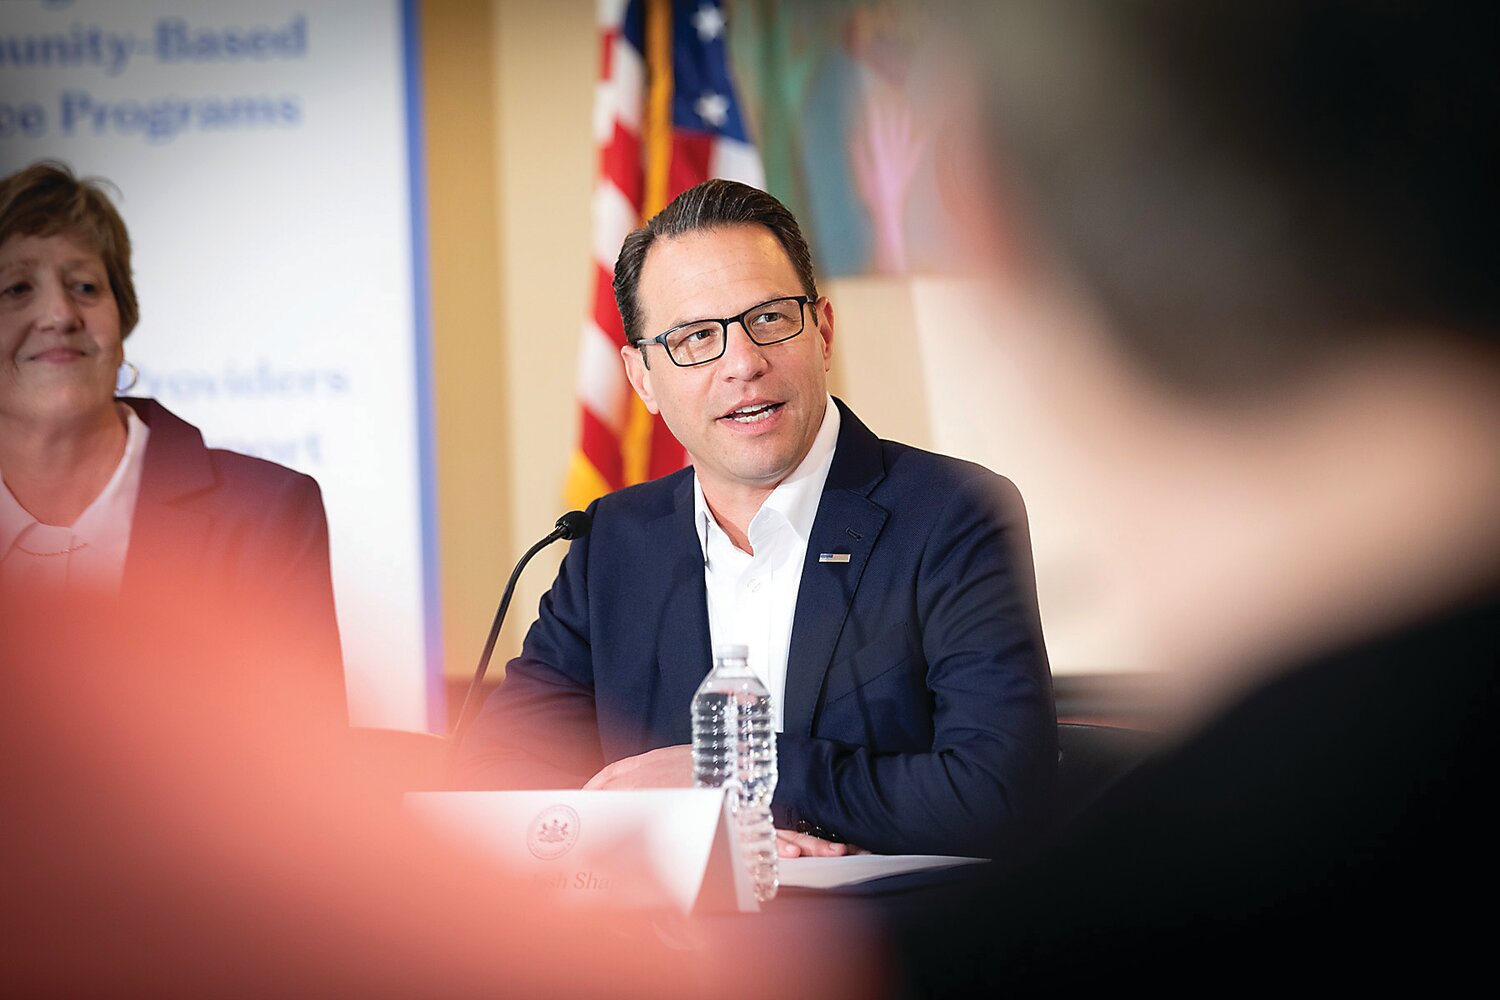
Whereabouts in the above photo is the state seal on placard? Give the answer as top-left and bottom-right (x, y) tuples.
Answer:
(527, 805), (581, 860)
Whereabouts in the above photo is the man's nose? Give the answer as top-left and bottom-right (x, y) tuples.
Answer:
(718, 320), (769, 379)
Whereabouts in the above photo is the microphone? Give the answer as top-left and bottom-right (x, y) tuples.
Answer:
(552, 509), (591, 541)
(450, 510), (593, 748)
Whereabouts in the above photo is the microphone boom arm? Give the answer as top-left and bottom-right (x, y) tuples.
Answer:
(449, 511), (590, 749)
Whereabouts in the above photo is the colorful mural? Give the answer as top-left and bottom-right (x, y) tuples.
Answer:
(731, 0), (964, 278)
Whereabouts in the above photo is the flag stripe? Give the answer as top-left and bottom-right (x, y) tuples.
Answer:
(599, 122), (643, 215)
(591, 262), (626, 344)
(577, 318), (628, 433)
(597, 35), (644, 137)
(579, 404), (626, 490)
(590, 181), (637, 272)
(668, 132), (714, 201)
(709, 136), (765, 189)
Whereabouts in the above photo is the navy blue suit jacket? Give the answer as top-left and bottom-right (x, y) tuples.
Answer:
(458, 401), (1056, 855)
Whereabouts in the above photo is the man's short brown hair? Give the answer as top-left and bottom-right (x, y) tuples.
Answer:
(613, 180), (818, 347)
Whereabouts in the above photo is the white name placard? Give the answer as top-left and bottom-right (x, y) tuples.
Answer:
(406, 789), (759, 914)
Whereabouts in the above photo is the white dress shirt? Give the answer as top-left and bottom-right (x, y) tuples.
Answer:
(0, 403), (150, 595)
(694, 396), (841, 731)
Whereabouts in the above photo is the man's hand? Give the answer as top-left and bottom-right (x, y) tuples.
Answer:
(583, 745), (693, 790)
(776, 830), (868, 858)
(584, 753), (868, 856)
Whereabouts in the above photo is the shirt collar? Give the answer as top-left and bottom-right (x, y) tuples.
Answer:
(0, 404), (149, 553)
(69, 404), (150, 548)
(0, 475), (31, 558)
(694, 394), (841, 558)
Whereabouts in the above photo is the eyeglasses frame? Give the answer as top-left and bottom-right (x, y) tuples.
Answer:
(632, 294), (816, 368)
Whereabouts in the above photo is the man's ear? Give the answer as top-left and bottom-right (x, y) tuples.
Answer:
(620, 343), (661, 415)
(814, 297), (835, 370)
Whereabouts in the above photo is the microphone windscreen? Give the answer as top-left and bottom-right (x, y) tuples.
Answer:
(554, 510), (592, 540)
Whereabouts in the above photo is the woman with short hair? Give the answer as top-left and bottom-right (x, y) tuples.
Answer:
(0, 160), (344, 718)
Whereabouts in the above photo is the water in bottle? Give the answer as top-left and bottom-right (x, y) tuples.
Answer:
(691, 643), (778, 903)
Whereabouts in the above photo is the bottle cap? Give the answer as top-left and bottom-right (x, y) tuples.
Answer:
(714, 643), (749, 660)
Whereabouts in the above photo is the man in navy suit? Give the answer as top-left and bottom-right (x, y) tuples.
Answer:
(457, 180), (1055, 857)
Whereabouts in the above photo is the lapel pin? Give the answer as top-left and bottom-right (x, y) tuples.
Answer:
(818, 552), (851, 564)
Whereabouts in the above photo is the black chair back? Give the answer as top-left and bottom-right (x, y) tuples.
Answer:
(1055, 722), (1162, 822)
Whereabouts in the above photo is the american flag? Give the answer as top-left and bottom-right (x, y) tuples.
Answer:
(564, 0), (764, 509)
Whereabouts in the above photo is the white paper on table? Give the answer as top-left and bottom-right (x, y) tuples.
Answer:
(779, 854), (988, 889)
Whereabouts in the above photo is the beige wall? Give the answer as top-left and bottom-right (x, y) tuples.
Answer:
(425, 0), (597, 682)
(424, 1), (1131, 687)
(488, 0), (598, 670)
(423, 0), (506, 685)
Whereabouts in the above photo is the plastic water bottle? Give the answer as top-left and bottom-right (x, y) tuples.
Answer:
(691, 643), (779, 902)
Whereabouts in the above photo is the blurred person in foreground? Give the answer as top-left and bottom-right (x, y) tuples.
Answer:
(4, 579), (875, 995)
(889, 1), (1499, 991)
(0, 160), (344, 722)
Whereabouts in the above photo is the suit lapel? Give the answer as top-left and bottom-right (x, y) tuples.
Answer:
(119, 399), (215, 605)
(643, 472), (713, 744)
(783, 400), (889, 737)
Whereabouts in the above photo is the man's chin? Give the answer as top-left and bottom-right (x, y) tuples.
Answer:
(723, 452), (804, 491)
(690, 447), (795, 492)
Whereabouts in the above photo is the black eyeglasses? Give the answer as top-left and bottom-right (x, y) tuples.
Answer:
(634, 295), (813, 368)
